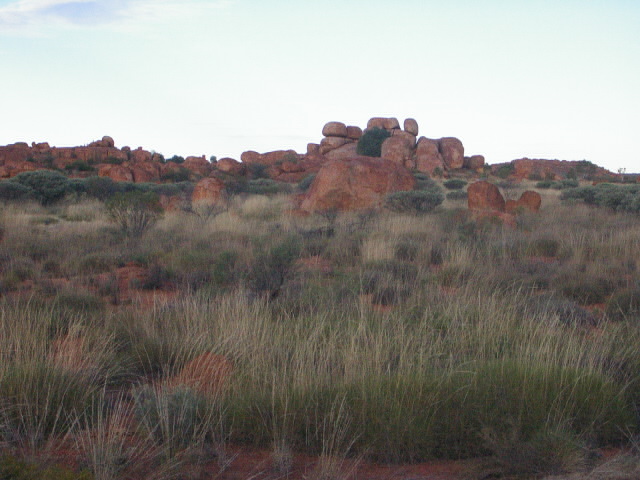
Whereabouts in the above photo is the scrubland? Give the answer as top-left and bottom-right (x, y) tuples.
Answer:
(1, 182), (640, 480)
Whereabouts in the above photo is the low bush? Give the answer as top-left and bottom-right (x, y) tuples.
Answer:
(385, 189), (444, 214)
(495, 164), (514, 179)
(446, 190), (467, 201)
(12, 170), (72, 205)
(105, 191), (163, 238)
(443, 178), (467, 190)
(0, 181), (35, 202)
(536, 180), (554, 189)
(606, 288), (640, 321)
(297, 174), (316, 192)
(356, 127), (390, 157)
(249, 235), (302, 299)
(242, 178), (293, 196)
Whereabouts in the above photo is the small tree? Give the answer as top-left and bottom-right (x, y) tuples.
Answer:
(105, 191), (162, 238)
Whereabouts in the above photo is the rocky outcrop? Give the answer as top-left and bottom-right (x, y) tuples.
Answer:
(300, 156), (415, 212)
(439, 137), (464, 170)
(464, 155), (485, 170)
(322, 121), (348, 137)
(505, 190), (542, 213)
(381, 135), (414, 166)
(415, 137), (445, 175)
(191, 177), (226, 205)
(468, 181), (506, 212)
(217, 157), (246, 175)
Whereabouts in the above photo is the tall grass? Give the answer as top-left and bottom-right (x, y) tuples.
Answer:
(0, 192), (639, 475)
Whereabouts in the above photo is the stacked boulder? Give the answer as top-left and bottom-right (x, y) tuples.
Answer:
(311, 121), (362, 160)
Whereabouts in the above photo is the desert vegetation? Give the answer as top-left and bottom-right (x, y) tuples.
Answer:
(1, 175), (640, 480)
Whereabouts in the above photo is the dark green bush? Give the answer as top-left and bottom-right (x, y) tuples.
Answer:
(12, 170), (72, 205)
(0, 181), (34, 202)
(64, 160), (95, 172)
(552, 179), (579, 190)
(443, 179), (467, 190)
(446, 190), (468, 201)
(160, 167), (191, 182)
(247, 163), (269, 179)
(82, 176), (120, 201)
(562, 183), (640, 214)
(413, 172), (439, 191)
(606, 288), (640, 321)
(536, 180), (554, 189)
(297, 174), (316, 192)
(557, 274), (616, 305)
(167, 155), (185, 164)
(250, 235), (302, 298)
(384, 189), (444, 214)
(356, 127), (390, 157)
(242, 178), (292, 195)
(495, 164), (514, 179)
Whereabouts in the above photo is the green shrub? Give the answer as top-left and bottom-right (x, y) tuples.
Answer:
(12, 170), (72, 205)
(384, 189), (444, 214)
(446, 190), (467, 201)
(606, 288), (640, 321)
(167, 155), (185, 164)
(443, 179), (467, 190)
(160, 167), (191, 182)
(356, 127), (390, 157)
(413, 172), (438, 191)
(247, 163), (269, 179)
(495, 164), (514, 179)
(526, 237), (561, 257)
(64, 160), (96, 172)
(536, 180), (554, 189)
(0, 181), (35, 202)
(241, 178), (293, 195)
(297, 174), (316, 192)
(105, 191), (163, 238)
(558, 274), (616, 305)
(81, 176), (120, 201)
(552, 179), (579, 190)
(250, 235), (302, 298)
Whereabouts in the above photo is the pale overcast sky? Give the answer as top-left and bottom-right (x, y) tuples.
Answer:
(1, 0), (639, 172)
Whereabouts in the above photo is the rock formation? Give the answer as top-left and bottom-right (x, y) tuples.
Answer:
(300, 156), (415, 212)
(468, 181), (506, 212)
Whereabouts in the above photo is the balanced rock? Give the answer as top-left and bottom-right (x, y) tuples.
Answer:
(325, 142), (358, 161)
(439, 137), (464, 170)
(367, 117), (400, 131)
(217, 157), (245, 175)
(320, 136), (349, 155)
(301, 156), (415, 212)
(464, 155), (485, 170)
(184, 156), (212, 176)
(404, 118), (419, 136)
(346, 126), (363, 140)
(322, 121), (348, 138)
(468, 181), (505, 212)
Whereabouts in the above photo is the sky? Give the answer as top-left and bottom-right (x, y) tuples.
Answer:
(0, 0), (639, 173)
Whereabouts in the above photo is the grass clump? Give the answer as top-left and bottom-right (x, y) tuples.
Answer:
(384, 189), (444, 214)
